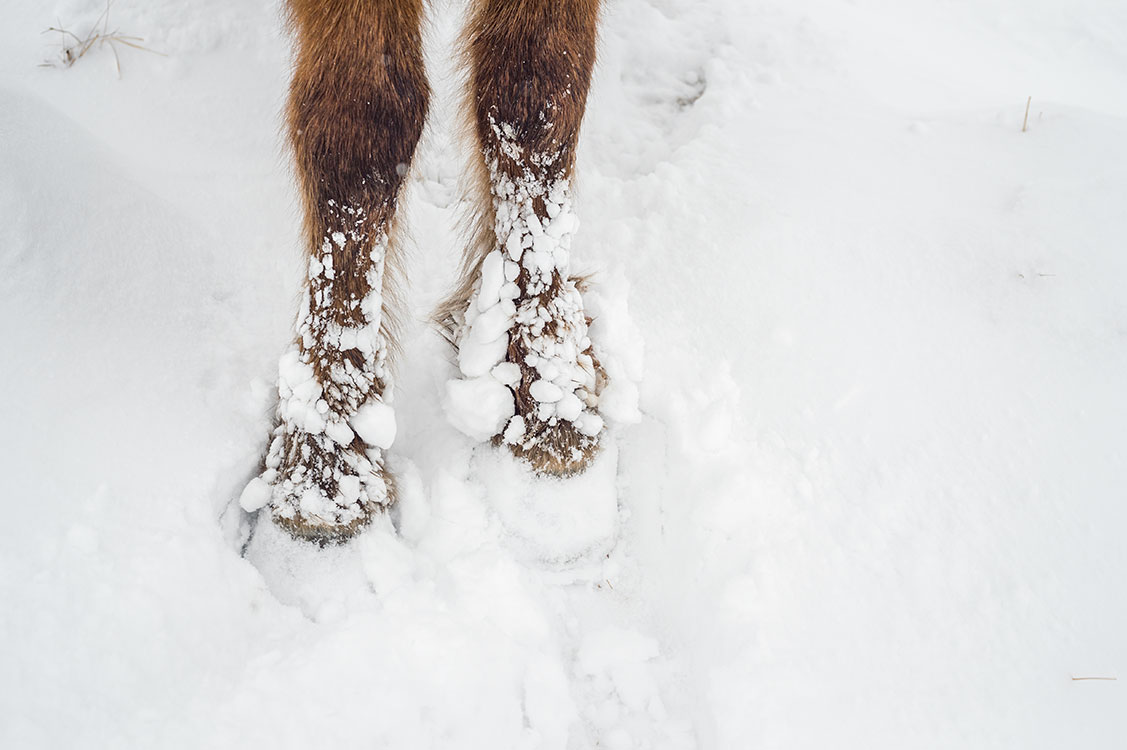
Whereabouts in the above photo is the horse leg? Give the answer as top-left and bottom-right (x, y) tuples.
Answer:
(445, 0), (604, 476)
(252, 0), (428, 544)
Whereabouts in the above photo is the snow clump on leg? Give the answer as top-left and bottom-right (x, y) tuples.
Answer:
(446, 122), (605, 476)
(248, 203), (398, 544)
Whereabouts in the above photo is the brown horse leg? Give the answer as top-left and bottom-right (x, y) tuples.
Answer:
(251, 0), (428, 544)
(447, 0), (604, 476)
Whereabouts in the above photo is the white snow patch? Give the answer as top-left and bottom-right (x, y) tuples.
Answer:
(457, 332), (510, 378)
(476, 250), (506, 312)
(501, 415), (526, 445)
(324, 419), (355, 446)
(352, 400), (397, 450)
(6, 1), (1127, 748)
(530, 379), (563, 403)
(477, 443), (619, 564)
(577, 627), (660, 677)
(576, 412), (604, 437)
(490, 362), (522, 387)
(444, 376), (516, 442)
(238, 477), (272, 512)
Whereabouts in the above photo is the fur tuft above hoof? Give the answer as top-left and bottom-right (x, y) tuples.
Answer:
(272, 506), (375, 546)
(503, 418), (602, 477)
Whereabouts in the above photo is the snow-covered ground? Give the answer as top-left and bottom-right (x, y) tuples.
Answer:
(3, 0), (1126, 747)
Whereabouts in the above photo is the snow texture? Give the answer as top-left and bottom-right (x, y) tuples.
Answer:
(444, 375), (517, 442)
(352, 400), (396, 450)
(3, 0), (1127, 748)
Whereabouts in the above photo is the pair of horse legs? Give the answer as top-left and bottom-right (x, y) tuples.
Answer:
(252, 0), (604, 543)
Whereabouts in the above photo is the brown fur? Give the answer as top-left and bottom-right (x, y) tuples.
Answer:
(437, 0), (604, 476)
(436, 0), (602, 330)
(274, 0), (427, 543)
(287, 0), (428, 392)
(473, 0), (603, 474)
(469, 0), (600, 190)
(268, 0), (604, 541)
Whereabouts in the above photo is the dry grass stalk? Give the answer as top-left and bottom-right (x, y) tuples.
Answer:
(1022, 96), (1032, 133)
(40, 0), (162, 78)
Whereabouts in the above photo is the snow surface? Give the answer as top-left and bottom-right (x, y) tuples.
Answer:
(3, 0), (1127, 747)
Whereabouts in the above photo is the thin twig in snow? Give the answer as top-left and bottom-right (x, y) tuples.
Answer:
(40, 0), (163, 78)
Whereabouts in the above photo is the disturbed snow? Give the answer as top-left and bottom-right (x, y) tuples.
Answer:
(3, 0), (1127, 748)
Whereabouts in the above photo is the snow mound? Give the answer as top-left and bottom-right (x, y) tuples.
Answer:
(476, 443), (620, 566)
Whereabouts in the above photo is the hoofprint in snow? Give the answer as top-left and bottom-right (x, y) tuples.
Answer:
(241, 433), (692, 750)
(474, 442), (620, 567)
(243, 444), (620, 606)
